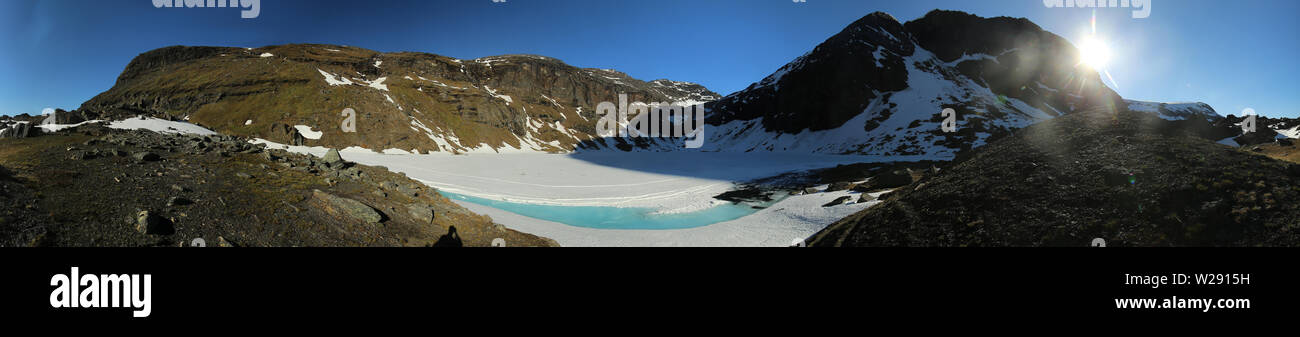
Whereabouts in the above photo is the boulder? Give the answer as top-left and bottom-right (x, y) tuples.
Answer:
(827, 181), (854, 192)
(268, 123), (306, 146)
(312, 190), (383, 224)
(407, 204), (436, 224)
(167, 197), (192, 207)
(322, 148), (344, 165)
(338, 167), (363, 179)
(132, 152), (160, 162)
(134, 210), (174, 235)
(397, 184), (421, 197)
(821, 196), (853, 207)
(68, 151), (93, 160)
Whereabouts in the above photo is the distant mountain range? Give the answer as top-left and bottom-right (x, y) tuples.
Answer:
(7, 10), (1291, 157)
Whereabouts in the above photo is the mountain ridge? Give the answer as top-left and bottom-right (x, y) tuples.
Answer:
(72, 44), (718, 154)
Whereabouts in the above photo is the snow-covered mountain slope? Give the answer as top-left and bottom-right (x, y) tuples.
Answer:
(1260, 116), (1300, 139)
(1212, 113), (1300, 147)
(1122, 99), (1300, 147)
(1125, 100), (1221, 122)
(581, 10), (1123, 159)
(1275, 124), (1300, 139)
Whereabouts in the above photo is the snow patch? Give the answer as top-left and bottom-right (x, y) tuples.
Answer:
(106, 117), (218, 136)
(483, 86), (513, 104)
(1275, 126), (1300, 139)
(317, 69), (354, 86)
(363, 77), (389, 91)
(294, 125), (323, 140)
(35, 120), (100, 133)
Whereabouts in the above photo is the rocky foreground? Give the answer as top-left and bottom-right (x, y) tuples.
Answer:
(0, 123), (558, 247)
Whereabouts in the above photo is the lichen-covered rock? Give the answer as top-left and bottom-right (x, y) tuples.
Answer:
(312, 190), (382, 224)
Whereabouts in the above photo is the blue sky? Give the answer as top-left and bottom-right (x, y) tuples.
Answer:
(2, 0), (1296, 118)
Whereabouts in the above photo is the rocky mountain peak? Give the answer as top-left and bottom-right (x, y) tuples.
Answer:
(700, 9), (1121, 159)
(904, 10), (1046, 62)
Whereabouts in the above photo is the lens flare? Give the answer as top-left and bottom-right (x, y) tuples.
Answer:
(1079, 36), (1111, 70)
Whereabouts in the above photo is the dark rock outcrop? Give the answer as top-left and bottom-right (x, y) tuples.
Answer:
(269, 123), (306, 146)
(0, 121), (33, 139)
(822, 196), (853, 207)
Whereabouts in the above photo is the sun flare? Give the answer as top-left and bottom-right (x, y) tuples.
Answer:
(1078, 36), (1112, 70)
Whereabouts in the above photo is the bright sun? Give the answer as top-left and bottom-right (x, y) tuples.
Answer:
(1078, 36), (1112, 70)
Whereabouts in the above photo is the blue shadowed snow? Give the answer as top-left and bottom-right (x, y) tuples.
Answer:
(441, 191), (772, 230)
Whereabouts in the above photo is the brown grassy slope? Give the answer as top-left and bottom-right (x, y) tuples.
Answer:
(77, 44), (717, 153)
(1252, 142), (1300, 164)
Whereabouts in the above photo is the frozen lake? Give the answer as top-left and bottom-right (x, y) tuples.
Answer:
(251, 141), (908, 246)
(441, 191), (774, 230)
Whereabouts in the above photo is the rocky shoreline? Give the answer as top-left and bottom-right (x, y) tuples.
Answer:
(712, 161), (940, 209)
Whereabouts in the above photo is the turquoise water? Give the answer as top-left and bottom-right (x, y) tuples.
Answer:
(441, 192), (770, 230)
